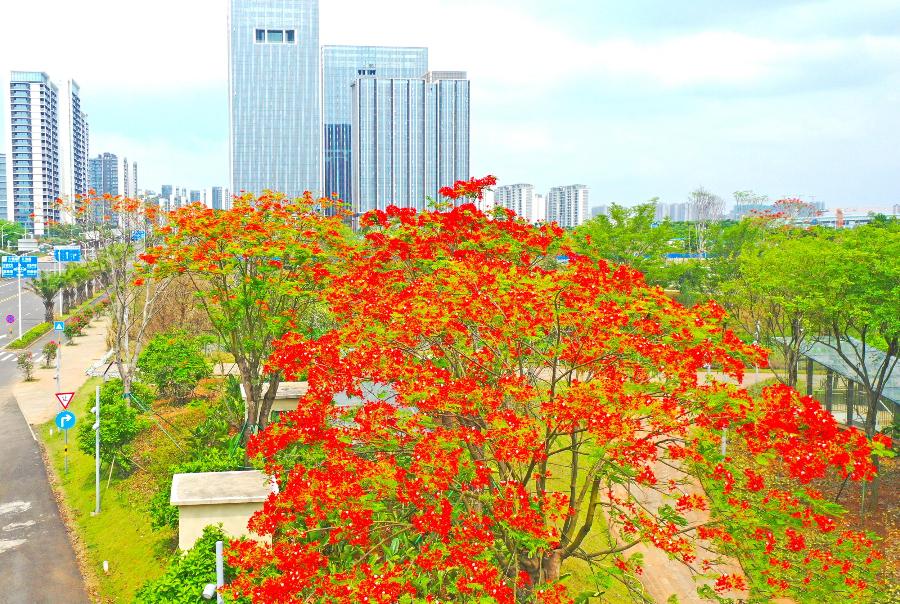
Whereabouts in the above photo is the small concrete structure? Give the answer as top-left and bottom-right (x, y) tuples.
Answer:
(170, 470), (277, 550)
(240, 381), (398, 423)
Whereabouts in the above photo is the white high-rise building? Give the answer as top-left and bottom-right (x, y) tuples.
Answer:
(547, 184), (589, 228)
(6, 71), (60, 235)
(60, 80), (89, 204)
(494, 183), (546, 223)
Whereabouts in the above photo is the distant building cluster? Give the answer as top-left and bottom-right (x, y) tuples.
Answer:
(228, 0), (470, 220)
(491, 183), (589, 228)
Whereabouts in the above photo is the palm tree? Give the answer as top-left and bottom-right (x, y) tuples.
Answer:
(26, 273), (65, 323)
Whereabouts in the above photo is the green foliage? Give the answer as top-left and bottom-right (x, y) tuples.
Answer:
(190, 375), (246, 452)
(138, 331), (212, 404)
(569, 202), (680, 287)
(7, 321), (51, 348)
(76, 379), (151, 472)
(148, 447), (246, 530)
(0, 219), (26, 249)
(16, 352), (35, 380)
(134, 525), (246, 604)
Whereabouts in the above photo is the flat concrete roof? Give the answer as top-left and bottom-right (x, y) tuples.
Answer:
(239, 381), (309, 401)
(170, 470), (278, 506)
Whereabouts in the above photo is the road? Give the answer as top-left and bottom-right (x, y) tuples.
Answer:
(0, 272), (49, 344)
(0, 276), (89, 603)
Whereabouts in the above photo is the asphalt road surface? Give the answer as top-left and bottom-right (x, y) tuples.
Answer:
(0, 277), (89, 603)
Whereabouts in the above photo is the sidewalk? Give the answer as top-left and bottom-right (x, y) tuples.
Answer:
(12, 317), (110, 425)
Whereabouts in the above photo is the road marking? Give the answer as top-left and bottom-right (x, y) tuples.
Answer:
(0, 501), (32, 516)
(2, 520), (36, 531)
(0, 539), (27, 554)
(0, 353), (12, 362)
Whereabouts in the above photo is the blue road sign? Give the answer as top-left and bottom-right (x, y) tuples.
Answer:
(54, 321), (65, 331)
(131, 230), (146, 241)
(54, 248), (82, 262)
(0, 256), (37, 278)
(55, 410), (76, 430)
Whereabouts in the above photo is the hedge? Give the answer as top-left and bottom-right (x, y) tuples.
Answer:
(7, 322), (52, 349)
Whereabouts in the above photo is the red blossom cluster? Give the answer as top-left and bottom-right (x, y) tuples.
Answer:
(438, 174), (498, 200)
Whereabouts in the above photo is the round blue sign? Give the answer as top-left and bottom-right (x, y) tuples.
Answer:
(5, 315), (13, 324)
(55, 410), (76, 431)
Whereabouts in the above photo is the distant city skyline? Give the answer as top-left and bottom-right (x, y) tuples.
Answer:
(1, 0), (899, 210)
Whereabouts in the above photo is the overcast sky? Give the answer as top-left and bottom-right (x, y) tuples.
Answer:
(2, 0), (899, 209)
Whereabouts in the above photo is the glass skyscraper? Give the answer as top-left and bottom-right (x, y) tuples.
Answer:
(229, 0), (321, 198)
(6, 71), (60, 235)
(351, 71), (470, 216)
(322, 46), (428, 205)
(65, 80), (89, 200)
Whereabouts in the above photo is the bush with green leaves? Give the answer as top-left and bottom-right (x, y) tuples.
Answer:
(17, 352), (34, 381)
(148, 447), (246, 530)
(134, 525), (248, 604)
(138, 331), (212, 404)
(76, 379), (151, 473)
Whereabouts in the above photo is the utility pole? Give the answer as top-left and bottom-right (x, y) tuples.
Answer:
(16, 263), (22, 340)
(92, 385), (101, 515)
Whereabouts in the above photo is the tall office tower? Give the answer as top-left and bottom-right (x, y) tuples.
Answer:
(122, 156), (130, 196)
(88, 152), (120, 195)
(161, 184), (173, 199)
(425, 71), (470, 204)
(132, 161), (138, 195)
(228, 0), (321, 197)
(6, 71), (60, 235)
(211, 186), (224, 210)
(494, 183), (546, 223)
(190, 189), (202, 203)
(322, 45), (428, 206)
(547, 184), (589, 228)
(61, 80), (89, 201)
(351, 71), (469, 215)
(0, 154), (6, 221)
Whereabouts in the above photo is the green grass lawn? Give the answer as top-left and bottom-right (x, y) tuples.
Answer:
(547, 459), (635, 603)
(39, 377), (176, 603)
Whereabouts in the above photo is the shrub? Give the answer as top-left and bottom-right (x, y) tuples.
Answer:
(76, 379), (151, 473)
(137, 331), (212, 404)
(148, 447), (245, 530)
(133, 525), (247, 604)
(16, 352), (34, 381)
(42, 340), (58, 368)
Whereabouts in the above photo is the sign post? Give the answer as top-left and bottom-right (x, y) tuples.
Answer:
(91, 385), (101, 515)
(55, 410), (76, 473)
(2, 256), (39, 339)
(54, 321), (65, 393)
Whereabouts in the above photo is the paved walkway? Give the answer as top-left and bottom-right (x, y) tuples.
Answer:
(0, 394), (89, 603)
(13, 318), (110, 425)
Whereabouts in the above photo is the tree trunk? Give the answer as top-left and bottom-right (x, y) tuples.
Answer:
(521, 548), (564, 587)
(44, 303), (53, 324)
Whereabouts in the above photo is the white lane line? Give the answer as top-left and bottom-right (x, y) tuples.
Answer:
(0, 353), (12, 362)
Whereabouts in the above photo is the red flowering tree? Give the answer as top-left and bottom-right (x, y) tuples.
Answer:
(140, 192), (350, 436)
(58, 193), (169, 394)
(223, 182), (888, 603)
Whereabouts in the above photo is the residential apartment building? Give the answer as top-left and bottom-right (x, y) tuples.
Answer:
(5, 71), (61, 235)
(0, 154), (6, 221)
(228, 0), (321, 197)
(62, 80), (89, 201)
(494, 183), (546, 223)
(88, 152), (119, 196)
(211, 186), (224, 210)
(547, 184), (589, 228)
